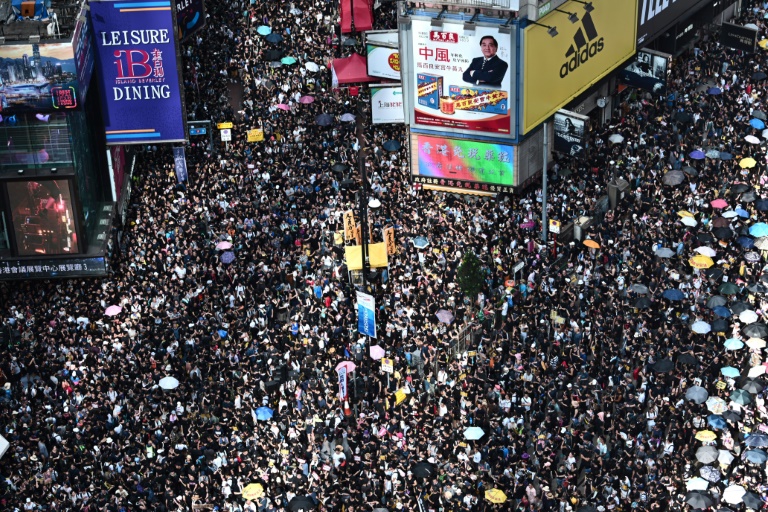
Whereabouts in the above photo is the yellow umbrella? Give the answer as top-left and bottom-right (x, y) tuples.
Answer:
(760, 39), (768, 49)
(689, 255), (715, 269)
(695, 430), (717, 442)
(242, 483), (264, 500)
(583, 239), (600, 249)
(485, 489), (508, 504)
(740, 157), (757, 169)
(677, 210), (695, 218)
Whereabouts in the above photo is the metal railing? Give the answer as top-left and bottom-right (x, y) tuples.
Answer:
(415, 0), (521, 8)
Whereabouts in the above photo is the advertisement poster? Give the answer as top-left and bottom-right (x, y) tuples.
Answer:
(553, 109), (589, 158)
(371, 85), (404, 124)
(411, 19), (512, 135)
(356, 290), (377, 338)
(411, 133), (514, 194)
(177, 0), (206, 41)
(367, 44), (400, 80)
(720, 23), (758, 53)
(637, 0), (710, 46)
(619, 50), (670, 94)
(337, 365), (347, 401)
(72, 6), (95, 105)
(0, 42), (80, 112)
(523, 0), (637, 134)
(90, 0), (187, 145)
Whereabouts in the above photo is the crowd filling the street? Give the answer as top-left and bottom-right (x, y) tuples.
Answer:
(9, 0), (768, 511)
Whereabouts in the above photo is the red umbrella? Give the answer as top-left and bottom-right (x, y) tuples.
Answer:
(711, 199), (729, 209)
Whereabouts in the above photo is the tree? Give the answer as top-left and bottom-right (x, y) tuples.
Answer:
(456, 250), (485, 308)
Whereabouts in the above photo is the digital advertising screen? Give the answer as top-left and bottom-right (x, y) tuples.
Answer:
(410, 132), (514, 194)
(0, 41), (81, 112)
(619, 49), (670, 95)
(6, 179), (79, 256)
(177, 0), (206, 41)
(90, 0), (187, 145)
(410, 19), (513, 136)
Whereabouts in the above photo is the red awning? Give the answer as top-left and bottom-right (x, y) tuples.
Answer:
(332, 53), (377, 84)
(340, 0), (372, 34)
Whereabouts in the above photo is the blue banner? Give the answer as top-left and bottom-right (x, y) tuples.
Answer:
(173, 146), (188, 183)
(356, 291), (377, 338)
(90, 0), (186, 145)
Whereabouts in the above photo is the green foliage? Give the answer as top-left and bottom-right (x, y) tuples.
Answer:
(456, 250), (484, 303)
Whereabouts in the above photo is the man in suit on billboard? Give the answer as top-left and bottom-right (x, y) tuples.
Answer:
(462, 36), (508, 87)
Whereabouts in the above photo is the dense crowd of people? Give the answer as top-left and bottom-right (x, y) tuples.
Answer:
(4, 0), (768, 511)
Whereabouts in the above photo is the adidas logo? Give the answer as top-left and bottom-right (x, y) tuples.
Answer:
(559, 12), (605, 78)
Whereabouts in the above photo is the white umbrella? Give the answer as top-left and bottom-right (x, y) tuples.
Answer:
(305, 62), (320, 72)
(686, 477), (710, 491)
(0, 434), (8, 460)
(746, 135), (761, 144)
(695, 246), (717, 257)
(681, 216), (698, 227)
(740, 310), (760, 324)
(719, 449), (735, 465)
(463, 427), (485, 440)
(159, 376), (180, 390)
(762, 128), (768, 139)
(692, 321), (712, 334)
(748, 364), (768, 378)
(746, 23), (760, 30)
(723, 484), (747, 504)
(747, 337), (767, 349)
(723, 210), (740, 218)
(609, 134), (624, 143)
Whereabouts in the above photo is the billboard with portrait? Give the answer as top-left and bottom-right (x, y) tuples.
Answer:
(90, 0), (187, 145)
(523, 0), (637, 134)
(553, 109), (589, 158)
(410, 19), (513, 136)
(619, 49), (670, 95)
(177, 0), (206, 41)
(410, 132), (514, 194)
(5, 178), (79, 256)
(0, 42), (81, 112)
(367, 44), (400, 80)
(371, 85), (404, 124)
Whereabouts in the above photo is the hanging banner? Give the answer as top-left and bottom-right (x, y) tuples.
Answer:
(384, 227), (396, 255)
(90, 0), (187, 145)
(343, 210), (356, 241)
(173, 146), (188, 183)
(553, 109), (589, 158)
(356, 290), (377, 338)
(336, 365), (347, 401)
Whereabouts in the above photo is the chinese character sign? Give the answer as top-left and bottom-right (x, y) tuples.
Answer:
(91, 0), (186, 145)
(411, 20), (512, 135)
(413, 134), (514, 188)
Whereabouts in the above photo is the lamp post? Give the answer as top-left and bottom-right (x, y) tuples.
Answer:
(355, 99), (381, 291)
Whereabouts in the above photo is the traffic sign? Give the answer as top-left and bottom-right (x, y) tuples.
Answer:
(220, 129), (232, 142)
(549, 219), (561, 234)
(381, 358), (394, 374)
(217, 122), (233, 129)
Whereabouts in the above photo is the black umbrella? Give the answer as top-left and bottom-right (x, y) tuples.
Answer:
(674, 111), (693, 123)
(288, 496), (316, 511)
(742, 379), (765, 394)
(685, 491), (714, 509)
(663, 170), (686, 186)
(753, 72), (768, 81)
(749, 282), (768, 293)
(712, 318), (729, 332)
(266, 33), (283, 43)
(706, 268), (725, 281)
(678, 353), (699, 365)
(743, 190), (758, 203)
(331, 163), (348, 173)
(383, 140), (401, 152)
(722, 409), (742, 421)
(683, 166), (699, 177)
(698, 233), (715, 244)
(653, 358), (674, 373)
(412, 462), (436, 478)
(634, 296), (652, 309)
(732, 183), (751, 194)
(707, 295), (728, 308)
(743, 492), (763, 509)
(577, 507), (598, 512)
(713, 227), (734, 240)
(264, 49), (284, 61)
(719, 282), (740, 295)
(315, 114), (333, 126)
(342, 37), (358, 47)
(744, 323), (768, 338)
(756, 199), (768, 211)
(731, 301), (751, 314)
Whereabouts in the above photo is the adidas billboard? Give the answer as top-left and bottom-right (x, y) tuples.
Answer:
(523, 0), (637, 134)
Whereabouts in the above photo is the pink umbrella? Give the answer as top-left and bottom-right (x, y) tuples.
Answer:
(105, 305), (122, 317)
(370, 345), (385, 360)
(299, 95), (315, 104)
(711, 199), (729, 209)
(335, 360), (356, 373)
(276, 104), (290, 111)
(216, 241), (233, 250)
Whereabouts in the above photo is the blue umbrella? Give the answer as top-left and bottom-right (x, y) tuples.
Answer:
(713, 306), (733, 318)
(720, 152), (734, 160)
(737, 236), (756, 248)
(255, 407), (274, 421)
(257, 25), (272, 35)
(383, 140), (401, 152)
(663, 289), (685, 301)
(689, 150), (706, 160)
(752, 118), (766, 130)
(750, 223), (768, 237)
(724, 338), (744, 350)
(221, 251), (235, 264)
(707, 87), (722, 95)
(266, 33), (283, 43)
(736, 208), (750, 218)
(707, 414), (727, 429)
(721, 366), (741, 378)
(218, 329), (228, 339)
(316, 113), (333, 126)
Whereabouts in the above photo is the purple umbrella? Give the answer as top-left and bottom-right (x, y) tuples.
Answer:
(690, 150), (706, 160)
(221, 251), (235, 264)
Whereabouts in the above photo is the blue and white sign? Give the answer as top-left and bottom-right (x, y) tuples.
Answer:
(173, 146), (188, 183)
(356, 290), (377, 338)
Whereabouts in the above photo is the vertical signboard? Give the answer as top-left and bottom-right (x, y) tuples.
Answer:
(410, 19), (513, 136)
(173, 146), (188, 183)
(720, 23), (758, 53)
(553, 110), (589, 158)
(72, 5), (95, 105)
(108, 145), (126, 204)
(637, 0), (711, 46)
(371, 85), (404, 124)
(619, 49), (670, 94)
(176, 0), (206, 41)
(356, 290), (377, 338)
(90, 0), (187, 145)
(336, 365), (347, 400)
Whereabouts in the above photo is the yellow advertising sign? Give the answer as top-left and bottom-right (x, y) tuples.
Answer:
(344, 243), (389, 270)
(217, 122), (233, 129)
(523, 0), (637, 134)
(247, 129), (264, 142)
(343, 211), (356, 241)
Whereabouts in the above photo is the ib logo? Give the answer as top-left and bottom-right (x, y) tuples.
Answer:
(560, 12), (604, 78)
(113, 50), (155, 80)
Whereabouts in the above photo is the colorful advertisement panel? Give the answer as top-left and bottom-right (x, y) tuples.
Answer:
(367, 44), (400, 80)
(6, 179), (79, 256)
(637, 0), (710, 46)
(90, 0), (187, 145)
(553, 109), (589, 158)
(523, 0), (637, 134)
(0, 42), (80, 112)
(411, 19), (512, 136)
(410, 132), (514, 194)
(72, 5), (95, 106)
(720, 23), (758, 53)
(619, 49), (670, 95)
(356, 291), (377, 338)
(371, 85), (404, 124)
(177, 0), (206, 41)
